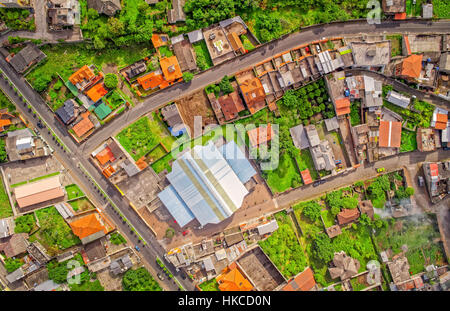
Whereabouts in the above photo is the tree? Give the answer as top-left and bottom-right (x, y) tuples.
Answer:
(14, 214), (35, 233)
(219, 75), (234, 95)
(331, 206), (340, 217)
(311, 233), (334, 264)
(4, 258), (23, 273)
(282, 90), (297, 108)
(302, 201), (322, 222)
(47, 260), (69, 284)
(104, 73), (118, 89)
(183, 72), (194, 82)
(405, 187), (414, 196)
(122, 267), (162, 291)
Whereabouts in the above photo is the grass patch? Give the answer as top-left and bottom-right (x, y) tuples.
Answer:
(14, 214), (37, 233)
(400, 130), (417, 153)
(158, 45), (173, 58)
(193, 41), (213, 70)
(65, 184), (84, 200)
(265, 152), (302, 194)
(434, 0), (450, 18)
(198, 278), (219, 291)
(350, 101), (361, 126)
(110, 232), (127, 245)
(29, 172), (60, 183)
(68, 198), (95, 212)
(30, 206), (80, 256)
(0, 175), (12, 219)
(386, 35), (402, 57)
(241, 35), (255, 51)
(321, 209), (335, 228)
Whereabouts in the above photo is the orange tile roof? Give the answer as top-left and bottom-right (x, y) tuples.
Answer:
(335, 97), (351, 116)
(337, 208), (360, 225)
(216, 266), (253, 291)
(429, 163), (439, 177)
(434, 113), (448, 130)
(0, 119), (11, 132)
(86, 83), (108, 103)
(300, 169), (312, 185)
(135, 157), (148, 170)
(137, 72), (164, 90)
(379, 120), (402, 148)
(394, 12), (407, 20)
(227, 32), (244, 53)
(239, 77), (266, 113)
(72, 112), (94, 138)
(69, 213), (107, 240)
(102, 165), (116, 178)
(151, 34), (167, 48)
(160, 56), (182, 82)
(247, 124), (274, 147)
(283, 267), (316, 291)
(401, 54), (423, 78)
(69, 65), (95, 85)
(96, 147), (115, 166)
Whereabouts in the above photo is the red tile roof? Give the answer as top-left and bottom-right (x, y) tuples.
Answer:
(282, 267), (316, 291)
(401, 54), (423, 79)
(218, 91), (245, 121)
(300, 169), (312, 185)
(96, 147), (115, 166)
(239, 77), (266, 114)
(86, 83), (108, 103)
(335, 97), (351, 116)
(429, 163), (439, 177)
(160, 56), (183, 82)
(379, 120), (402, 148)
(434, 113), (448, 130)
(394, 12), (407, 20)
(337, 208), (360, 225)
(403, 35), (411, 56)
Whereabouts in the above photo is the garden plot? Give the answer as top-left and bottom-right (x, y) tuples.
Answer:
(45, 77), (76, 111)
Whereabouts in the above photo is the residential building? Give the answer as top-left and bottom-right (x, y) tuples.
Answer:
(395, 54), (423, 80)
(310, 140), (336, 172)
(334, 97), (351, 116)
(173, 39), (197, 72)
(324, 117), (339, 131)
(167, 0), (185, 24)
(290, 124), (310, 150)
(87, 0), (121, 16)
(239, 77), (266, 114)
(363, 76), (383, 109)
(218, 90), (245, 121)
(386, 90), (410, 109)
(157, 141), (255, 228)
(351, 123), (370, 163)
(123, 61), (147, 80)
(0, 233), (29, 258)
(387, 254), (411, 284)
(422, 3), (433, 19)
(247, 124), (274, 147)
(282, 267), (316, 291)
(8, 44), (46, 74)
(350, 41), (391, 69)
(72, 112), (94, 138)
(216, 262), (253, 291)
(300, 169), (313, 185)
(69, 65), (96, 91)
(5, 267), (25, 283)
(160, 103), (187, 136)
(304, 125), (320, 147)
(137, 70), (165, 91)
(47, 0), (80, 29)
(110, 254), (133, 275)
(151, 33), (169, 49)
(187, 30), (204, 44)
(431, 108), (448, 130)
(86, 83), (108, 103)
(202, 25), (235, 66)
(55, 99), (79, 125)
(13, 175), (64, 209)
(160, 56), (183, 82)
(382, 0), (406, 14)
(326, 225), (342, 238)
(227, 32), (245, 55)
(0, 218), (12, 238)
(256, 219), (279, 236)
(69, 213), (108, 245)
(337, 208), (360, 225)
(328, 251), (360, 280)
(359, 200), (374, 220)
(439, 52), (450, 74)
(378, 120), (402, 148)
(5, 129), (51, 162)
(315, 50), (344, 74)
(423, 161), (450, 202)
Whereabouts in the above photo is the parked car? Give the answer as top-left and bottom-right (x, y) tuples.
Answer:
(37, 121), (44, 129)
(157, 273), (165, 281)
(377, 168), (385, 173)
(319, 180), (327, 185)
(135, 245), (140, 252)
(313, 181), (320, 187)
(418, 176), (424, 187)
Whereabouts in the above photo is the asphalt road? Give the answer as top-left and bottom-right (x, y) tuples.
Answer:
(81, 19), (450, 154)
(0, 68), (194, 291)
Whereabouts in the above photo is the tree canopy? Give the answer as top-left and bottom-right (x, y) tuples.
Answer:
(122, 267), (162, 291)
(104, 73), (119, 89)
(302, 201), (322, 222)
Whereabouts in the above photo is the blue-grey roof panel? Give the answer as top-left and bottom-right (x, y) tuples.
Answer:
(220, 141), (256, 184)
(157, 185), (195, 227)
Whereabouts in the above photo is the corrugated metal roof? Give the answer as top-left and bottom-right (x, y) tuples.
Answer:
(219, 141), (256, 184)
(158, 185), (195, 227)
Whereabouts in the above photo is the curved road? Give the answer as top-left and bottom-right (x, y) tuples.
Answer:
(81, 19), (450, 153)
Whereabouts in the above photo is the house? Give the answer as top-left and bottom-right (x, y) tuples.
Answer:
(282, 267), (316, 291)
(359, 200), (374, 220)
(386, 90), (410, 109)
(94, 102), (112, 120)
(218, 91), (245, 121)
(27, 241), (51, 265)
(216, 262), (253, 291)
(289, 124), (310, 149)
(110, 254), (133, 275)
(187, 30), (204, 44)
(334, 97), (351, 116)
(55, 99), (78, 125)
(256, 219), (279, 236)
(69, 65), (96, 91)
(8, 44), (46, 74)
(0, 233), (29, 258)
(87, 0), (121, 16)
(247, 124), (274, 147)
(173, 39), (197, 72)
(72, 112), (94, 138)
(396, 54), (423, 80)
(167, 0), (186, 24)
(157, 141), (253, 227)
(387, 254), (411, 284)
(439, 52), (450, 74)
(300, 169), (313, 185)
(5, 129), (50, 162)
(13, 175), (64, 209)
(325, 225), (342, 238)
(363, 76), (383, 109)
(86, 83), (108, 103)
(124, 61), (147, 80)
(382, 0), (406, 14)
(337, 208), (360, 225)
(69, 213), (108, 245)
(350, 41), (391, 69)
(239, 77), (266, 114)
(83, 239), (106, 263)
(431, 109), (448, 130)
(203, 25), (236, 66)
(324, 117), (339, 131)
(5, 267), (25, 284)
(151, 33), (169, 49)
(0, 112), (14, 132)
(310, 140), (336, 172)
(379, 120), (402, 148)
(328, 251), (360, 280)
(422, 3), (433, 19)
(137, 70), (165, 91)
(160, 56), (183, 82)
(160, 103), (187, 136)
(305, 125), (320, 147)
(227, 32), (244, 54)
(47, 0), (80, 29)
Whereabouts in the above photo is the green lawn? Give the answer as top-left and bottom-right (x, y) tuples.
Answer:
(434, 0), (450, 18)
(68, 198), (95, 212)
(400, 130), (417, 153)
(69, 279), (104, 291)
(158, 46), (173, 58)
(386, 35), (402, 57)
(265, 152), (302, 194)
(30, 206), (80, 256)
(193, 41), (213, 70)
(0, 175), (12, 219)
(350, 101), (361, 126)
(321, 209), (335, 228)
(65, 184), (84, 200)
(240, 35), (255, 51)
(198, 278), (219, 291)
(296, 149), (319, 180)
